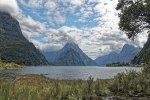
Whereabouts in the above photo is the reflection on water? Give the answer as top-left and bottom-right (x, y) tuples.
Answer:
(0, 66), (141, 80)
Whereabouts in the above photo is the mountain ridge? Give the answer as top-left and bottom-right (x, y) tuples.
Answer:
(0, 12), (49, 66)
(95, 44), (141, 66)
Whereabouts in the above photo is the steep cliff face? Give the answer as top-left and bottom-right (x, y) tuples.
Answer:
(42, 43), (98, 66)
(0, 12), (49, 66)
(132, 34), (150, 64)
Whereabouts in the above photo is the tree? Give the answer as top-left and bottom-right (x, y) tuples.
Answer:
(116, 0), (150, 39)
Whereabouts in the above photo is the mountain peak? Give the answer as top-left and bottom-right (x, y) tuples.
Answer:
(64, 42), (78, 48)
(122, 44), (134, 49)
(120, 44), (140, 54)
(42, 42), (98, 66)
(95, 43), (141, 66)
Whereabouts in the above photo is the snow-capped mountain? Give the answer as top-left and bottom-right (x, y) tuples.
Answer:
(42, 43), (98, 66)
(95, 44), (141, 66)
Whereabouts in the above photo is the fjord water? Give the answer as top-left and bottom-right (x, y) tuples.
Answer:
(1, 66), (141, 80)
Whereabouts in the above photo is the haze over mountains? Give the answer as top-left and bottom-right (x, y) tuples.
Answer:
(95, 44), (141, 66)
(42, 43), (98, 66)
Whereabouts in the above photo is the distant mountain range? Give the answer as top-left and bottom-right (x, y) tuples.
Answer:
(42, 43), (98, 66)
(95, 44), (141, 66)
(0, 12), (49, 66)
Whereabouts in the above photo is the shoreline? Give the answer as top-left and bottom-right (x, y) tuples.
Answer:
(0, 74), (150, 100)
(0, 62), (22, 70)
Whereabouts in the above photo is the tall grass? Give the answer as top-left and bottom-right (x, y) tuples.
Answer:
(0, 68), (150, 100)
(0, 74), (112, 100)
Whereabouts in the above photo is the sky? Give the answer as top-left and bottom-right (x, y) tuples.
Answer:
(0, 0), (148, 59)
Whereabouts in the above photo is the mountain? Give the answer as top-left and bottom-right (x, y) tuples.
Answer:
(95, 44), (141, 66)
(132, 34), (150, 64)
(42, 43), (98, 66)
(118, 44), (141, 62)
(0, 12), (49, 66)
(54, 48), (85, 66)
(95, 52), (118, 66)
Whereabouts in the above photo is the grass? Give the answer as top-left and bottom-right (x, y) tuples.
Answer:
(0, 63), (150, 100)
(0, 74), (112, 100)
(0, 72), (150, 100)
(0, 61), (22, 69)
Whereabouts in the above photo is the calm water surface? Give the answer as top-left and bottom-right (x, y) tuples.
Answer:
(0, 66), (141, 80)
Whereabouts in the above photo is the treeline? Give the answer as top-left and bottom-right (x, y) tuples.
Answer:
(106, 62), (130, 67)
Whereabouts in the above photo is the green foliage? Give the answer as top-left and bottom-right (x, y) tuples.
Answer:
(116, 0), (150, 39)
(0, 58), (22, 69)
(1, 73), (150, 100)
(132, 34), (150, 64)
(0, 75), (111, 100)
(109, 70), (150, 97)
(116, 0), (150, 65)
(106, 62), (130, 67)
(142, 63), (150, 73)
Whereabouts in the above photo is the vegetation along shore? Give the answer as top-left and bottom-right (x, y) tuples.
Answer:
(0, 58), (22, 70)
(0, 65), (150, 100)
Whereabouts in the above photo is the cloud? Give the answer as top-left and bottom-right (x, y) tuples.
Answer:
(0, 0), (19, 13)
(0, 0), (148, 60)
(0, 0), (47, 41)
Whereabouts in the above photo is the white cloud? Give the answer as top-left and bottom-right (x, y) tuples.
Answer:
(0, 0), (148, 60)
(0, 0), (19, 13)
(0, 0), (47, 40)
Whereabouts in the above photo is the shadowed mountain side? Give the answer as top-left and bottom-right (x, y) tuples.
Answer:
(132, 34), (150, 64)
(0, 12), (49, 66)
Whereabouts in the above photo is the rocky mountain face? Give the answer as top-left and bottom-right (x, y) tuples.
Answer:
(132, 34), (150, 64)
(0, 12), (49, 66)
(42, 43), (98, 66)
(95, 44), (141, 66)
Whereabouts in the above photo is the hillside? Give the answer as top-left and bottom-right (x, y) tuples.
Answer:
(132, 34), (150, 64)
(0, 12), (49, 66)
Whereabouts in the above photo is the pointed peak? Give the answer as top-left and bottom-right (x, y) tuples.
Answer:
(123, 44), (133, 47)
(64, 42), (78, 48)
(65, 42), (78, 46)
